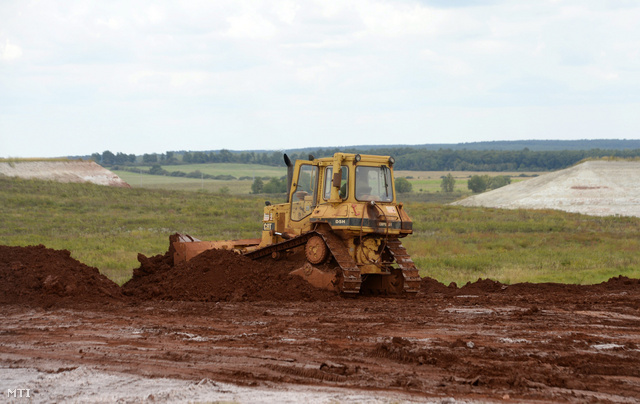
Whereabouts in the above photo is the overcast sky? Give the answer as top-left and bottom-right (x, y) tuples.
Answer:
(1, 1), (639, 158)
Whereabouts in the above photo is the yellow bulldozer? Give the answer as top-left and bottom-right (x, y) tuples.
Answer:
(172, 152), (421, 295)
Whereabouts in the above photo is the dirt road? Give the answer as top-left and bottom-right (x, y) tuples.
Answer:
(2, 282), (639, 402)
(1, 244), (640, 402)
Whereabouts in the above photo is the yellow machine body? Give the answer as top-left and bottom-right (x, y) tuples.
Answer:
(172, 153), (420, 295)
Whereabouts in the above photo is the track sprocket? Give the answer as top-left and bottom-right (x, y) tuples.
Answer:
(305, 235), (329, 264)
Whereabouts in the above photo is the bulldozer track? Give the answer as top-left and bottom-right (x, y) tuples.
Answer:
(316, 230), (362, 294)
(386, 238), (421, 294)
(243, 230), (361, 294)
(244, 232), (416, 295)
(243, 232), (315, 260)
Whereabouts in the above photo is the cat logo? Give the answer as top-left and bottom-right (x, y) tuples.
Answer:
(263, 223), (274, 231)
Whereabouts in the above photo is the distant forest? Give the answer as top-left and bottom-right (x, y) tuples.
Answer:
(89, 139), (640, 172)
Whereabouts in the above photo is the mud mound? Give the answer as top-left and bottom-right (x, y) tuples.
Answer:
(459, 278), (507, 294)
(502, 276), (640, 298)
(420, 275), (640, 306)
(0, 245), (124, 307)
(420, 277), (509, 296)
(419, 276), (451, 294)
(452, 160), (640, 217)
(0, 160), (130, 187)
(596, 275), (640, 288)
(123, 248), (336, 302)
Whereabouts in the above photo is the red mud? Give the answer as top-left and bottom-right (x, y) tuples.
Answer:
(0, 244), (123, 307)
(1, 243), (640, 402)
(122, 247), (335, 302)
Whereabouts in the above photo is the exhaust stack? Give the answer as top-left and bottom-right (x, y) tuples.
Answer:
(284, 153), (294, 203)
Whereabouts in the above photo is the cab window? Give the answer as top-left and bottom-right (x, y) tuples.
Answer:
(291, 164), (318, 221)
(355, 165), (393, 202)
(323, 166), (348, 200)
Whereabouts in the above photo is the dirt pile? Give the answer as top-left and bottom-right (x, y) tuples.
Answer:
(452, 160), (640, 217)
(420, 277), (514, 296)
(0, 245), (123, 307)
(122, 247), (336, 302)
(420, 275), (640, 308)
(3, 241), (638, 308)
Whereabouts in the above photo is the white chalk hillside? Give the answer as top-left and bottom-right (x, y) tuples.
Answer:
(451, 160), (640, 218)
(0, 160), (130, 188)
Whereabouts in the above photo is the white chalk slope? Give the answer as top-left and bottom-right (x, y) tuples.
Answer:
(452, 161), (640, 218)
(0, 160), (130, 187)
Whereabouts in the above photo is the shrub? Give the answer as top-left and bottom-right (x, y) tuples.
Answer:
(251, 177), (264, 194)
(488, 175), (511, 190)
(440, 173), (455, 193)
(214, 174), (236, 181)
(395, 177), (413, 193)
(263, 177), (287, 194)
(149, 164), (167, 175)
(186, 170), (203, 179)
(468, 175), (488, 193)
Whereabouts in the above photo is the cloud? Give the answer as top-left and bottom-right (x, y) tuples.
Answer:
(225, 11), (278, 39)
(1, 0), (640, 157)
(1, 39), (22, 61)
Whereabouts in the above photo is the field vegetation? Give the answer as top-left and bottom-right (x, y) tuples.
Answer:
(394, 169), (535, 194)
(2, 176), (638, 287)
(167, 163), (286, 178)
(114, 170), (252, 194)
(112, 163), (286, 194)
(114, 164), (529, 199)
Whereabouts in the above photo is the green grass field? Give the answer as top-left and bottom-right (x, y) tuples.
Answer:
(113, 170), (254, 194)
(2, 176), (638, 287)
(394, 169), (535, 193)
(113, 163), (286, 194)
(169, 163), (286, 178)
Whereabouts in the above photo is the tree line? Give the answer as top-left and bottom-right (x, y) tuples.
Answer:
(91, 151), (179, 166)
(92, 147), (640, 172)
(315, 147), (640, 171)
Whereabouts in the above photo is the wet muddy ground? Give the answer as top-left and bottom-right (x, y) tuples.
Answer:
(1, 244), (640, 402)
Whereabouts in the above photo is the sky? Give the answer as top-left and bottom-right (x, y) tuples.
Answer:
(1, 0), (639, 158)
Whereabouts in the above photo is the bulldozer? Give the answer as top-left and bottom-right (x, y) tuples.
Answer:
(171, 152), (421, 295)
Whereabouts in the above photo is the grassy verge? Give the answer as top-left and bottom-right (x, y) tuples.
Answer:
(1, 177), (638, 286)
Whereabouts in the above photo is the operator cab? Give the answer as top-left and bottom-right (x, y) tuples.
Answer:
(287, 153), (398, 225)
(320, 156), (395, 203)
(354, 165), (393, 202)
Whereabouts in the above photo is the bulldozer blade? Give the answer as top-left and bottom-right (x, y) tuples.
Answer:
(290, 263), (340, 292)
(170, 233), (260, 265)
